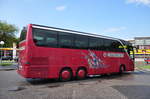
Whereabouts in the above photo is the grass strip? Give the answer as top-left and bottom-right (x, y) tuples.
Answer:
(0, 63), (13, 66)
(137, 65), (150, 69)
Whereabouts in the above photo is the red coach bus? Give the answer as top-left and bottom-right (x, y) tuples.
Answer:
(18, 24), (134, 81)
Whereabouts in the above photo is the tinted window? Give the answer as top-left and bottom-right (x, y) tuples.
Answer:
(89, 37), (103, 50)
(32, 28), (58, 47)
(103, 39), (111, 51)
(113, 41), (125, 52)
(58, 32), (73, 48)
(20, 27), (27, 42)
(109, 40), (119, 52)
(103, 39), (125, 52)
(74, 35), (88, 49)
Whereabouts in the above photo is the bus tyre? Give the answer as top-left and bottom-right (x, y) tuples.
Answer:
(59, 69), (72, 82)
(119, 66), (125, 74)
(76, 68), (87, 80)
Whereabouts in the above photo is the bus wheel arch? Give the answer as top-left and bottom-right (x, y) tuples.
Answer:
(59, 67), (73, 81)
(76, 67), (87, 80)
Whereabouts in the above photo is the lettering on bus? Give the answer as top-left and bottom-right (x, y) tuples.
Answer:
(103, 53), (124, 58)
(82, 50), (108, 69)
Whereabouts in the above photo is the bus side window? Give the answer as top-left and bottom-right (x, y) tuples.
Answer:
(89, 37), (103, 50)
(116, 41), (125, 52)
(74, 34), (88, 49)
(103, 39), (125, 52)
(110, 40), (124, 52)
(89, 37), (98, 50)
(33, 29), (46, 46)
(45, 31), (58, 47)
(103, 39), (112, 51)
(34, 36), (45, 46)
(33, 28), (58, 47)
(58, 32), (73, 48)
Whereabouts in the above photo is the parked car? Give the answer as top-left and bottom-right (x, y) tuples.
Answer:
(144, 58), (150, 64)
(1, 56), (13, 61)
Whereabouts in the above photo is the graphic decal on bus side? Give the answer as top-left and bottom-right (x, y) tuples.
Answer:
(82, 50), (108, 69)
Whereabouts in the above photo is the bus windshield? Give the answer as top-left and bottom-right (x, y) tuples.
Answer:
(120, 40), (134, 60)
(20, 27), (27, 42)
(127, 45), (134, 60)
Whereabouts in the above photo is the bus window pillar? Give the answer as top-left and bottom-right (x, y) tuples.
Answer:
(13, 43), (17, 59)
(0, 41), (5, 63)
(4, 50), (6, 57)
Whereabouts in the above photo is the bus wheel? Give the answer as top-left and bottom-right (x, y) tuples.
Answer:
(59, 69), (72, 82)
(119, 65), (125, 74)
(76, 68), (87, 80)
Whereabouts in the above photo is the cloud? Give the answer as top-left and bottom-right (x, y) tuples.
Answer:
(104, 27), (126, 33)
(126, 0), (150, 6)
(56, 5), (66, 11)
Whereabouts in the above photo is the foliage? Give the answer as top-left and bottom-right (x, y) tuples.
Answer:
(0, 20), (19, 47)
(139, 65), (150, 69)
(0, 62), (13, 66)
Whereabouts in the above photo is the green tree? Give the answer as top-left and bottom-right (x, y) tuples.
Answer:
(0, 20), (18, 47)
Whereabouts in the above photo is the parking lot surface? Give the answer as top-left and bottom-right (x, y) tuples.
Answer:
(0, 69), (150, 99)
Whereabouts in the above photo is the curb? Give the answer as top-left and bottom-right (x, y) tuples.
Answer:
(135, 67), (150, 72)
(0, 68), (17, 71)
(0, 65), (17, 71)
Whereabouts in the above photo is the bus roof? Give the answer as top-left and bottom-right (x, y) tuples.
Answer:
(31, 24), (127, 43)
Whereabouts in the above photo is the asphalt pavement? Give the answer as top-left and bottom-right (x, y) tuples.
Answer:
(0, 69), (150, 99)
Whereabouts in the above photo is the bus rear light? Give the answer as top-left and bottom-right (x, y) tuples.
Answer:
(25, 61), (30, 65)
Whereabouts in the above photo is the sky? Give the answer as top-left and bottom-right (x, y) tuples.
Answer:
(0, 0), (150, 40)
